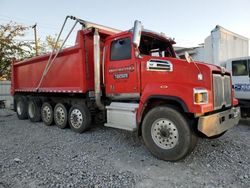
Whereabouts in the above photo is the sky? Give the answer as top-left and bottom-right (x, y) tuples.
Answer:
(1, 0), (250, 49)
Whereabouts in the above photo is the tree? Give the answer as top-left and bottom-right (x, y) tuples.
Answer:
(0, 22), (34, 80)
(37, 34), (62, 55)
(0, 22), (62, 80)
(46, 34), (62, 50)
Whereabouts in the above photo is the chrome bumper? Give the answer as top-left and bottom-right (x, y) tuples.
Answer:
(198, 107), (241, 137)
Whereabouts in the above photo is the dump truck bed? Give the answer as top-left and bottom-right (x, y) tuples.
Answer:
(11, 29), (112, 95)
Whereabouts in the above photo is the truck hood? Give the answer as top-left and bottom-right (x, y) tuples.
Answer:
(142, 55), (230, 76)
(195, 61), (231, 75)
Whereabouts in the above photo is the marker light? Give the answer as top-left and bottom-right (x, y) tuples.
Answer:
(193, 88), (208, 104)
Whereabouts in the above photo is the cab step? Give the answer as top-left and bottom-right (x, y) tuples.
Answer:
(105, 102), (139, 131)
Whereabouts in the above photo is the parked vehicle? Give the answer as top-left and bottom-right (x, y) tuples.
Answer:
(226, 56), (250, 117)
(11, 16), (240, 161)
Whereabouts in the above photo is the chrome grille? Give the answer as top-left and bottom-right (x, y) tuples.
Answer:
(213, 74), (232, 110)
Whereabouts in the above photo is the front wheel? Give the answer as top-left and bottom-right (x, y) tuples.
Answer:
(142, 106), (197, 161)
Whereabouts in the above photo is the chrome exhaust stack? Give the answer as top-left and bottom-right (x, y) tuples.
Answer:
(93, 29), (105, 110)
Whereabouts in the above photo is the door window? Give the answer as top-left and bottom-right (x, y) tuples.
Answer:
(110, 38), (131, 61)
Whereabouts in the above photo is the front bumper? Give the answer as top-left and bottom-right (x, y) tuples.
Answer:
(198, 107), (241, 137)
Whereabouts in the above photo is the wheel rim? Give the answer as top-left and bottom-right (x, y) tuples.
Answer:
(42, 105), (52, 123)
(17, 101), (22, 115)
(70, 109), (83, 129)
(28, 102), (35, 118)
(55, 106), (66, 125)
(151, 118), (179, 149)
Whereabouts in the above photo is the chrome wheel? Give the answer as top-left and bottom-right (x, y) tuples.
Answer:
(68, 104), (91, 133)
(42, 105), (52, 123)
(70, 109), (83, 129)
(151, 118), (179, 149)
(55, 106), (66, 125)
(54, 103), (68, 129)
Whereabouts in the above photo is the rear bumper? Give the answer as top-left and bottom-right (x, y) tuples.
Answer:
(198, 107), (241, 137)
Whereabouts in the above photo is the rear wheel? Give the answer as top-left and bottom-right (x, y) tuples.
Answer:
(68, 104), (91, 133)
(16, 96), (28, 120)
(54, 103), (68, 129)
(41, 102), (54, 126)
(142, 106), (197, 161)
(28, 98), (42, 122)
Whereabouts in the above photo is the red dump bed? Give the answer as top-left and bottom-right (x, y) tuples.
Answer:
(11, 29), (112, 95)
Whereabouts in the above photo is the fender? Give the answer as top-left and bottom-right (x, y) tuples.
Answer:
(137, 82), (214, 126)
(137, 95), (189, 125)
(147, 95), (189, 111)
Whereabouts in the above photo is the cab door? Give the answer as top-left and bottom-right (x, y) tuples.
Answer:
(104, 36), (139, 99)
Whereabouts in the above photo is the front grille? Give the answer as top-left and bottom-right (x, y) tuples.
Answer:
(213, 74), (232, 110)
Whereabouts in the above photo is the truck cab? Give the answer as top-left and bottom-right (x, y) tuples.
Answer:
(104, 30), (176, 99)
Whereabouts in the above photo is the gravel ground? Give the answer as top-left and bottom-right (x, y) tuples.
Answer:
(0, 109), (249, 188)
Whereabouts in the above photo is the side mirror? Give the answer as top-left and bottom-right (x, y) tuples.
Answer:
(132, 20), (142, 48)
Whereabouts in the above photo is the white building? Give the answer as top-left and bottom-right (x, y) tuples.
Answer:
(175, 25), (249, 66)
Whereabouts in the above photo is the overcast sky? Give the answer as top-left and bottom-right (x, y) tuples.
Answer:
(1, 0), (250, 49)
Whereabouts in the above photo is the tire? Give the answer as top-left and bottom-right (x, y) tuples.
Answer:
(28, 98), (42, 122)
(94, 111), (105, 125)
(188, 118), (198, 154)
(41, 102), (54, 126)
(54, 103), (68, 129)
(16, 96), (28, 120)
(142, 106), (197, 161)
(68, 104), (91, 133)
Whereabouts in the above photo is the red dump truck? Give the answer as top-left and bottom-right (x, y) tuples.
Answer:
(11, 16), (240, 161)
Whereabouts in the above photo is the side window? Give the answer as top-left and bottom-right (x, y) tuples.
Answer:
(232, 60), (248, 76)
(110, 37), (131, 61)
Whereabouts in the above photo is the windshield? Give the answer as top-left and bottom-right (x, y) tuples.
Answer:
(138, 34), (176, 58)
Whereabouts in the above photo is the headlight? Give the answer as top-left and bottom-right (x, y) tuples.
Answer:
(193, 88), (208, 104)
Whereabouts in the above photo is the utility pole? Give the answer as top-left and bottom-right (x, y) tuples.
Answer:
(32, 23), (38, 56)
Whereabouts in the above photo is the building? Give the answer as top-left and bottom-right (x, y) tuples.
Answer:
(175, 25), (249, 66)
